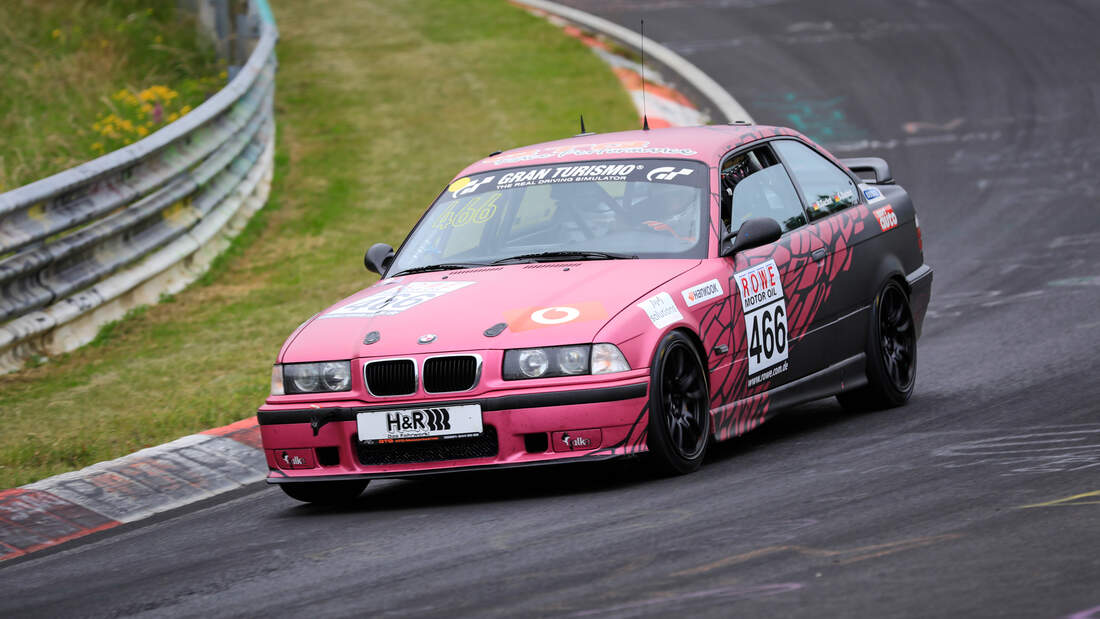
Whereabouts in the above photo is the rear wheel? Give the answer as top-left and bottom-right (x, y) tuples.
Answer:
(279, 479), (369, 505)
(839, 279), (916, 411)
(646, 331), (711, 475)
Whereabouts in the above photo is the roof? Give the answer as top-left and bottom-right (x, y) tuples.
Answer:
(458, 124), (807, 177)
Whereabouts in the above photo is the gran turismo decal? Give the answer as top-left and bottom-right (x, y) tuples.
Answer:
(322, 281), (475, 318)
(638, 292), (683, 329)
(448, 160), (706, 198)
(646, 166), (694, 182)
(447, 176), (495, 198)
(874, 205), (898, 231)
(681, 279), (724, 307)
(503, 302), (608, 332)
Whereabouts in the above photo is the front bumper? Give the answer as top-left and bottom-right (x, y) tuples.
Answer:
(259, 380), (650, 482)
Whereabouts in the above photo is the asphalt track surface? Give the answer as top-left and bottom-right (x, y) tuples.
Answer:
(5, 1), (1100, 616)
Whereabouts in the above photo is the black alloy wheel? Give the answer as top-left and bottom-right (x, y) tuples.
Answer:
(839, 279), (916, 411)
(879, 281), (916, 392)
(647, 331), (711, 474)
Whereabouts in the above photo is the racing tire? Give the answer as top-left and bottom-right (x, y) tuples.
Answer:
(646, 331), (711, 475)
(279, 479), (369, 505)
(838, 279), (916, 412)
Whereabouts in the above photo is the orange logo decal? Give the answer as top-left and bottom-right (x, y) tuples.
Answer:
(504, 302), (608, 332)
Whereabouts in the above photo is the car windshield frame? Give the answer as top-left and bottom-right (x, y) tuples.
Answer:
(386, 157), (712, 276)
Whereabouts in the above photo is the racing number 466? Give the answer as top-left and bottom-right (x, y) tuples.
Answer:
(747, 303), (788, 374)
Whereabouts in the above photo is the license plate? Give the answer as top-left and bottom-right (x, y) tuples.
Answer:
(356, 405), (483, 443)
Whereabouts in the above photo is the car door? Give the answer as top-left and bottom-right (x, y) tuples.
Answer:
(720, 144), (824, 397)
(771, 139), (869, 368)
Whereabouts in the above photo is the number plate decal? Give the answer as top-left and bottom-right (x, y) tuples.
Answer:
(736, 259), (790, 378)
(321, 281), (476, 319)
(357, 404), (483, 443)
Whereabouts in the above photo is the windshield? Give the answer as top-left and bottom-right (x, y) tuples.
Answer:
(388, 159), (710, 275)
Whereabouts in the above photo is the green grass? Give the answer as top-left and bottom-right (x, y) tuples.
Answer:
(0, 0), (223, 190)
(0, 0), (638, 488)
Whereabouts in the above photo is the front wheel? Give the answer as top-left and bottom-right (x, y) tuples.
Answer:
(279, 479), (369, 505)
(838, 279), (916, 411)
(646, 331), (711, 475)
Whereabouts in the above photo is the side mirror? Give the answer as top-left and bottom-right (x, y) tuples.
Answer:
(721, 217), (782, 257)
(364, 243), (395, 275)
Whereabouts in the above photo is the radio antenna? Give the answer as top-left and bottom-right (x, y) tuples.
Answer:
(640, 19), (649, 131)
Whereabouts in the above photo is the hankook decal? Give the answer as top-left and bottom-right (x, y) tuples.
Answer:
(681, 279), (724, 307)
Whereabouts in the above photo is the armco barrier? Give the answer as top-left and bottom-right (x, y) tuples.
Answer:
(0, 1), (277, 373)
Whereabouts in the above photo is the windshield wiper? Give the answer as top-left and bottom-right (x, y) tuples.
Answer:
(390, 262), (488, 277)
(491, 250), (638, 264)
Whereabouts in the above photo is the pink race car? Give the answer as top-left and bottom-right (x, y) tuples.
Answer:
(258, 124), (931, 504)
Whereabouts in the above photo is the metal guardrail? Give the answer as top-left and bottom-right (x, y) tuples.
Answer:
(0, 0), (278, 373)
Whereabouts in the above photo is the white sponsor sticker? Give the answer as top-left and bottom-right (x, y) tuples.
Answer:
(638, 292), (683, 329)
(735, 260), (789, 375)
(322, 281), (475, 318)
(357, 404), (482, 443)
(681, 279), (724, 307)
(860, 183), (885, 203)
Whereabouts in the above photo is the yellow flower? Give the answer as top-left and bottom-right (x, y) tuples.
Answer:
(179, 105), (191, 115)
(219, 70), (228, 80)
(167, 112), (179, 122)
(91, 142), (104, 152)
(51, 29), (61, 39)
(137, 126), (149, 137)
(154, 35), (163, 44)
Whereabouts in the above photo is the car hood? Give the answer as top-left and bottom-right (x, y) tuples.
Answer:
(280, 260), (700, 361)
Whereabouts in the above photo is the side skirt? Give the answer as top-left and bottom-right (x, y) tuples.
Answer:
(711, 353), (867, 440)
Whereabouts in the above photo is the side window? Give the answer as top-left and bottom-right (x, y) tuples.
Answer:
(722, 146), (807, 234)
(773, 140), (858, 220)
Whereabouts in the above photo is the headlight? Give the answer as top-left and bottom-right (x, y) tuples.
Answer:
(277, 361), (353, 394)
(517, 348), (550, 378)
(503, 344), (629, 380)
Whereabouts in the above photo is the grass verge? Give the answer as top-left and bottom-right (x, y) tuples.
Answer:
(0, 0), (638, 488)
(0, 0), (223, 190)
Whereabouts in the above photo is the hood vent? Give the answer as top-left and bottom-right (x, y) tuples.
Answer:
(449, 267), (504, 274)
(522, 263), (581, 269)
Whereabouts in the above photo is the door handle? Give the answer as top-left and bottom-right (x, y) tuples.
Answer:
(812, 248), (827, 262)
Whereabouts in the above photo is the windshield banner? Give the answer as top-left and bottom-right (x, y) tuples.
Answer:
(446, 159), (707, 199)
